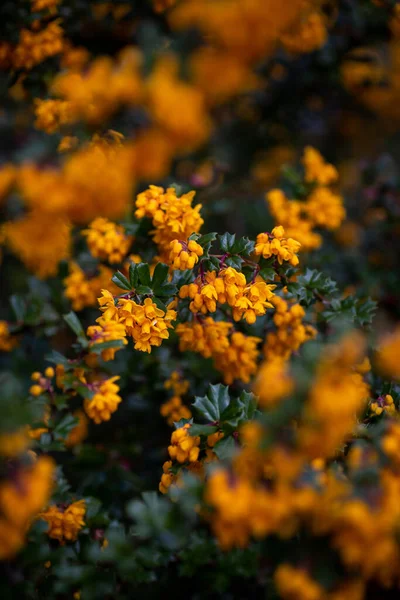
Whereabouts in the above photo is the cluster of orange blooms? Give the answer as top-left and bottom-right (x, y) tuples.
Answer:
(135, 185), (204, 258)
(160, 372), (191, 426)
(179, 267), (276, 325)
(97, 290), (177, 354)
(267, 147), (346, 251)
(2, 135), (136, 278)
(176, 318), (262, 385)
(0, 455), (54, 560)
(63, 263), (118, 312)
(39, 500), (86, 544)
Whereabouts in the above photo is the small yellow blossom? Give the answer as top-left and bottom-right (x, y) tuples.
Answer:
(160, 396), (192, 426)
(83, 218), (132, 264)
(40, 500), (86, 544)
(0, 321), (17, 352)
(370, 394), (396, 417)
(87, 318), (127, 361)
(84, 376), (122, 424)
(254, 226), (301, 266)
(169, 239), (203, 270)
(168, 423), (200, 463)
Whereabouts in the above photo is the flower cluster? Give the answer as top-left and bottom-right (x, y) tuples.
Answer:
(253, 358), (294, 408)
(63, 263), (117, 312)
(179, 267), (276, 324)
(254, 225), (301, 266)
(0, 21), (64, 71)
(176, 318), (261, 384)
(169, 239), (204, 270)
(84, 376), (122, 424)
(39, 500), (86, 544)
(98, 290), (176, 353)
(161, 372), (191, 426)
(87, 319), (128, 362)
(266, 148), (345, 251)
(0, 320), (17, 352)
(167, 423), (200, 464)
(135, 185), (204, 257)
(160, 396), (192, 427)
(370, 394), (396, 417)
(0, 456), (54, 560)
(83, 218), (132, 264)
(264, 296), (316, 360)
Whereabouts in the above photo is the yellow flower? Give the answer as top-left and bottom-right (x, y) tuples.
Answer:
(146, 55), (212, 152)
(274, 564), (324, 600)
(64, 263), (117, 311)
(0, 429), (30, 457)
(264, 297), (316, 361)
(34, 99), (74, 134)
(159, 460), (176, 494)
(0, 164), (16, 204)
(169, 239), (203, 270)
(168, 423), (200, 463)
(176, 318), (232, 359)
(254, 226), (301, 266)
(0, 456), (54, 560)
(50, 49), (143, 127)
(160, 396), (192, 426)
(164, 371), (190, 396)
(40, 500), (86, 544)
(83, 217), (132, 264)
(253, 359), (294, 407)
(281, 10), (328, 55)
(84, 376), (122, 424)
(375, 326), (400, 380)
(214, 332), (261, 385)
(12, 21), (64, 70)
(31, 0), (60, 11)
(65, 410), (89, 447)
(0, 321), (17, 352)
(370, 394), (396, 417)
(135, 185), (203, 255)
(87, 318), (127, 361)
(4, 212), (71, 279)
(305, 187), (346, 230)
(302, 146), (338, 185)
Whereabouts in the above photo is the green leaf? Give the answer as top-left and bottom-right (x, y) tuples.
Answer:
(136, 285), (153, 295)
(219, 232), (236, 252)
(76, 384), (94, 400)
(153, 297), (167, 311)
(152, 263), (169, 289)
(220, 398), (244, 426)
(225, 255), (243, 270)
(111, 271), (131, 291)
(121, 222), (139, 236)
(259, 267), (275, 281)
(192, 384), (230, 422)
(10, 295), (26, 322)
(53, 413), (78, 439)
(129, 263), (138, 289)
(213, 436), (236, 460)
(173, 418), (193, 429)
(63, 312), (86, 340)
(45, 350), (70, 366)
(85, 497), (102, 519)
(137, 263), (151, 286)
(239, 391), (258, 420)
(188, 424), (218, 437)
(198, 232), (217, 245)
(90, 339), (126, 354)
(155, 283), (177, 297)
(231, 236), (254, 256)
